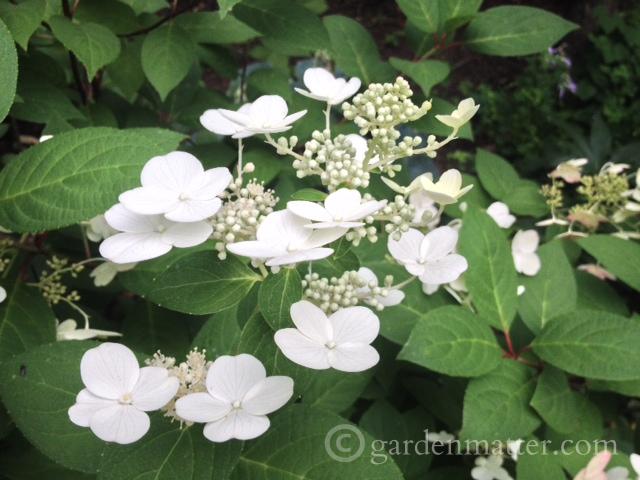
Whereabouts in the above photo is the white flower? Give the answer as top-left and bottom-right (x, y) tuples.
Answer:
(86, 215), (117, 242)
(535, 216), (569, 227)
(578, 264), (616, 281)
(425, 430), (455, 444)
(68, 342), (179, 444)
(471, 455), (513, 480)
(549, 158), (588, 183)
(175, 354), (293, 442)
(435, 98), (479, 130)
(601, 162), (630, 176)
(409, 189), (441, 228)
(119, 151), (231, 222)
(39, 134), (53, 142)
(355, 267), (405, 307)
(294, 67), (361, 105)
(56, 319), (121, 341)
(487, 202), (516, 228)
(419, 169), (473, 205)
(219, 95), (306, 138)
(99, 203), (213, 264)
(90, 261), (137, 286)
(274, 300), (380, 372)
(0, 286), (6, 303)
(506, 439), (524, 462)
(200, 103), (252, 137)
(227, 210), (345, 267)
(512, 230), (541, 276)
(287, 188), (385, 229)
(388, 227), (468, 285)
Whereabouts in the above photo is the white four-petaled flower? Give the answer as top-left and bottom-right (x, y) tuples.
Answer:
(511, 229), (541, 276)
(226, 210), (345, 266)
(388, 227), (468, 286)
(219, 95), (306, 138)
(471, 455), (513, 480)
(487, 202), (516, 229)
(274, 300), (380, 372)
(119, 151), (232, 222)
(175, 354), (293, 442)
(294, 67), (361, 105)
(200, 103), (252, 137)
(56, 319), (121, 341)
(68, 343), (179, 444)
(549, 158), (588, 183)
(99, 203), (213, 264)
(420, 169), (473, 205)
(287, 188), (385, 229)
(435, 98), (479, 130)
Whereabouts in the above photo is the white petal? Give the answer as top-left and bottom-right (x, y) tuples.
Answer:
(203, 410), (269, 442)
(140, 151), (204, 191)
(206, 354), (266, 402)
(357, 267), (378, 285)
(119, 186), (179, 216)
(329, 306), (379, 345)
(257, 210), (310, 248)
(274, 329), (330, 369)
(405, 261), (426, 277)
(188, 167), (232, 200)
(131, 367), (179, 411)
(419, 254), (468, 285)
(265, 248), (334, 266)
(89, 404), (150, 444)
(324, 189), (361, 218)
(162, 221), (212, 247)
(104, 203), (164, 233)
(328, 343), (380, 372)
(514, 252), (541, 276)
(303, 67), (336, 97)
(345, 134), (367, 164)
(249, 95), (288, 125)
(68, 389), (116, 427)
(290, 300), (332, 343)
(287, 201), (332, 222)
(346, 200), (386, 220)
(200, 109), (243, 136)
(378, 289), (404, 306)
(242, 376), (293, 415)
(422, 282), (440, 295)
(175, 392), (231, 423)
(512, 230), (539, 254)
(164, 198), (222, 222)
(80, 343), (140, 399)
(332, 77), (361, 104)
(422, 226), (459, 262)
(99, 232), (171, 264)
(630, 453), (640, 474)
(387, 228), (424, 264)
(303, 228), (347, 249)
(227, 240), (286, 260)
(282, 110), (307, 126)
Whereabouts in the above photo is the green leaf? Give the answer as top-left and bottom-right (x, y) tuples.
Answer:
(0, 18), (18, 123)
(233, 0), (328, 53)
(439, 0), (482, 24)
(575, 271), (628, 316)
(0, 0), (46, 50)
(49, 16), (121, 79)
(0, 341), (110, 473)
(516, 439), (566, 480)
(399, 306), (502, 377)
(232, 405), (404, 478)
(74, 0), (139, 35)
(459, 207), (518, 330)
(290, 188), (328, 201)
(141, 23), (196, 100)
(0, 283), (56, 360)
(502, 180), (548, 218)
(98, 421), (241, 480)
(533, 310), (640, 381)
(518, 242), (577, 334)
(176, 12), (259, 44)
(530, 367), (602, 436)
(578, 235), (640, 291)
(0, 127), (184, 232)
(464, 6), (578, 56)
(475, 148), (520, 200)
(121, 250), (262, 315)
(218, 0), (242, 18)
(324, 15), (395, 84)
(389, 58), (450, 96)
(258, 268), (302, 330)
(192, 309), (241, 356)
(460, 360), (540, 442)
(397, 0), (440, 34)
(11, 78), (85, 129)
(106, 38), (145, 101)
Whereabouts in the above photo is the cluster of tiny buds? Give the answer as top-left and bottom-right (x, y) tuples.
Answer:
(212, 179), (278, 259)
(302, 271), (367, 313)
(366, 274), (396, 311)
(0, 238), (13, 273)
(36, 256), (83, 304)
(377, 195), (415, 240)
(146, 348), (211, 427)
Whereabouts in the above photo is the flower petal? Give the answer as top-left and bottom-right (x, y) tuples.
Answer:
(419, 254), (468, 285)
(140, 151), (204, 191)
(287, 201), (332, 222)
(99, 232), (171, 264)
(257, 210), (309, 248)
(265, 247), (334, 266)
(332, 77), (361, 104)
(200, 109), (243, 136)
(274, 328), (330, 369)
(422, 226), (459, 262)
(347, 200), (386, 220)
(513, 229), (539, 254)
(164, 198), (222, 222)
(242, 376), (294, 415)
(324, 188), (361, 218)
(119, 186), (179, 216)
(328, 343), (379, 372)
(206, 354), (266, 402)
(161, 221), (212, 247)
(131, 367), (179, 411)
(175, 392), (231, 423)
(329, 306), (379, 345)
(81, 342), (140, 399)
(378, 289), (404, 306)
(387, 228), (424, 264)
(303, 67), (336, 97)
(249, 95), (288, 125)
(68, 389), (116, 427)
(356, 267), (378, 286)
(203, 410), (269, 442)
(188, 167), (232, 200)
(290, 300), (332, 343)
(227, 240), (287, 260)
(282, 110), (307, 126)
(89, 404), (150, 444)
(514, 252), (541, 276)
(104, 203), (164, 234)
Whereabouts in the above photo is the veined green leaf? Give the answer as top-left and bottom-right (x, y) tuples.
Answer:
(0, 0), (46, 50)
(389, 58), (450, 96)
(578, 235), (640, 291)
(0, 18), (18, 123)
(258, 268), (302, 330)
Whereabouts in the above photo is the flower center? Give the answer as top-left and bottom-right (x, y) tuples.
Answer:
(325, 341), (336, 349)
(179, 192), (191, 201)
(232, 400), (242, 409)
(119, 393), (133, 405)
